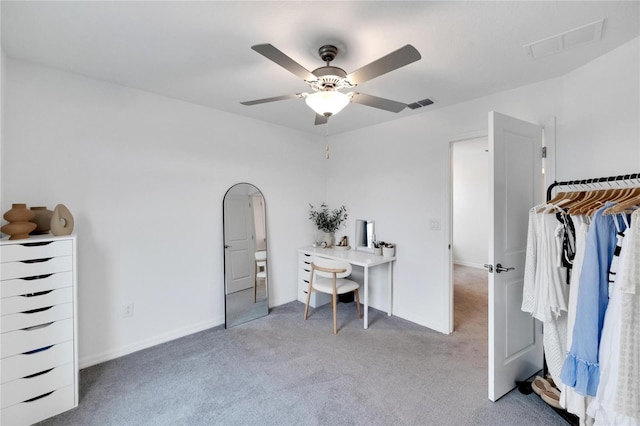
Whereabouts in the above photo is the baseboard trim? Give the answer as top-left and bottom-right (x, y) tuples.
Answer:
(79, 317), (223, 369)
(453, 261), (486, 269)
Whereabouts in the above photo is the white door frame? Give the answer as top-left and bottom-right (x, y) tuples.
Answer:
(446, 129), (488, 334)
(444, 116), (556, 334)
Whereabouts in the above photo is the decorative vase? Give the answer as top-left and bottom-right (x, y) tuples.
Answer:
(30, 206), (54, 235)
(1, 203), (37, 240)
(50, 204), (75, 236)
(322, 232), (335, 248)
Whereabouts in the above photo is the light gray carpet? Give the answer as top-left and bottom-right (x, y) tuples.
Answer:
(37, 270), (566, 425)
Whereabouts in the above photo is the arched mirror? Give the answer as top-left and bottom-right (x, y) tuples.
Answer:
(223, 183), (268, 328)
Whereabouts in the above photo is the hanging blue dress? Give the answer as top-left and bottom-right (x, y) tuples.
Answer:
(560, 203), (625, 396)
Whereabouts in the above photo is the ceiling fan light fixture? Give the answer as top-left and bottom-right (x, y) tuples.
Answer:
(305, 90), (350, 117)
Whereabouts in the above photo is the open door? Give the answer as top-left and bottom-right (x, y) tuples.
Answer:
(488, 111), (544, 401)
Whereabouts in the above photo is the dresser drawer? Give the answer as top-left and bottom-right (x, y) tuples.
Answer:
(1, 287), (72, 316)
(1, 341), (74, 384)
(1, 384), (75, 426)
(2, 362), (73, 410)
(1, 271), (72, 299)
(1, 256), (73, 281)
(2, 318), (73, 359)
(0, 240), (72, 263)
(2, 303), (73, 333)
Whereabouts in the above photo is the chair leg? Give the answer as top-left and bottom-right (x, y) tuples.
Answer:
(304, 281), (313, 320)
(354, 289), (362, 318)
(332, 290), (338, 334)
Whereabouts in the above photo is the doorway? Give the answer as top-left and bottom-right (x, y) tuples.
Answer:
(450, 135), (489, 333)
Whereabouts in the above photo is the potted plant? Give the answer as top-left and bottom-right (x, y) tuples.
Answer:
(309, 203), (348, 247)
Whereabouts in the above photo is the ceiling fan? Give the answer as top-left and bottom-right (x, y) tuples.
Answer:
(241, 43), (421, 125)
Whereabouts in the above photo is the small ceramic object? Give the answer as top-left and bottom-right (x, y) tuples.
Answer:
(50, 204), (75, 236)
(30, 206), (54, 234)
(1, 203), (37, 240)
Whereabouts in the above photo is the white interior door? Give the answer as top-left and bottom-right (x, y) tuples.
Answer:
(488, 111), (544, 401)
(224, 194), (255, 293)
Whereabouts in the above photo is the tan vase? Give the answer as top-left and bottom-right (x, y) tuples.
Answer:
(50, 204), (74, 236)
(30, 206), (54, 235)
(1, 203), (37, 240)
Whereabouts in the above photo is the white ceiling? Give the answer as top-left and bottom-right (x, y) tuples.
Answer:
(2, 1), (639, 136)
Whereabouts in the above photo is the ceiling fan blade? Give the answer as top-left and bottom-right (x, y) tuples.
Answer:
(240, 93), (303, 106)
(252, 44), (316, 81)
(314, 114), (328, 125)
(346, 45), (421, 85)
(350, 92), (407, 113)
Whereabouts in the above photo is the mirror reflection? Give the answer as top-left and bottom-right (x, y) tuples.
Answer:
(223, 183), (268, 328)
(355, 219), (375, 252)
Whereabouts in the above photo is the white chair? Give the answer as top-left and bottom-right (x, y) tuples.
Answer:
(254, 250), (267, 302)
(303, 257), (361, 334)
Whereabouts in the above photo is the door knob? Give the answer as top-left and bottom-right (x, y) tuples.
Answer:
(495, 263), (515, 273)
(224, 245), (231, 249)
(483, 264), (493, 273)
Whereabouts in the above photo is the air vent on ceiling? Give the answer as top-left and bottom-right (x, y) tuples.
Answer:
(524, 19), (605, 60)
(407, 97), (435, 110)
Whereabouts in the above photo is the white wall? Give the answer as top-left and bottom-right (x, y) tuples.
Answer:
(452, 137), (489, 268)
(2, 59), (326, 367)
(2, 36), (638, 360)
(326, 37), (639, 333)
(556, 36), (640, 180)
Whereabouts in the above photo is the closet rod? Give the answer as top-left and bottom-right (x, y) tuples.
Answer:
(546, 172), (640, 201)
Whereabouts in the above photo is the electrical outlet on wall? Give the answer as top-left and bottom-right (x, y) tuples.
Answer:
(122, 303), (134, 318)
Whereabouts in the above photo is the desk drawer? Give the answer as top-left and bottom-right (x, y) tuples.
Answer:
(1, 341), (74, 384)
(2, 318), (73, 359)
(1, 287), (72, 316)
(0, 240), (72, 263)
(1, 384), (75, 426)
(2, 303), (73, 333)
(2, 362), (73, 410)
(1, 256), (73, 281)
(1, 271), (72, 298)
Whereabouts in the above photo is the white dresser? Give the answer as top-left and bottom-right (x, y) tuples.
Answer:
(297, 251), (331, 308)
(1, 234), (78, 425)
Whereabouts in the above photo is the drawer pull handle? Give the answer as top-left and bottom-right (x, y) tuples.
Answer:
(22, 322), (53, 331)
(23, 345), (54, 355)
(23, 368), (54, 379)
(21, 241), (53, 247)
(21, 290), (54, 298)
(22, 274), (53, 281)
(22, 306), (53, 314)
(303, 280), (309, 284)
(21, 258), (53, 264)
(23, 391), (55, 403)
(304, 269), (310, 273)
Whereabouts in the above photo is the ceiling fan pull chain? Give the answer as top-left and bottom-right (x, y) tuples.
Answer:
(326, 143), (330, 160)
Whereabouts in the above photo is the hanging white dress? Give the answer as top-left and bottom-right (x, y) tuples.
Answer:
(522, 204), (570, 385)
(588, 223), (636, 425)
(615, 209), (640, 421)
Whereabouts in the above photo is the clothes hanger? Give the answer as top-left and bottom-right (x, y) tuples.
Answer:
(567, 188), (607, 216)
(603, 186), (640, 215)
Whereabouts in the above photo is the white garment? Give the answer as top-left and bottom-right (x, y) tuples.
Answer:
(522, 204), (571, 386)
(560, 219), (593, 425)
(615, 210), (640, 421)
(588, 225), (637, 425)
(522, 205), (570, 321)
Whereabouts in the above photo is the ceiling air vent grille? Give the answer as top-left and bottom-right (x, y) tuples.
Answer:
(407, 97), (434, 110)
(524, 19), (605, 60)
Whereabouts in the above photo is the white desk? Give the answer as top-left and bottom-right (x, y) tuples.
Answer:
(299, 247), (396, 329)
